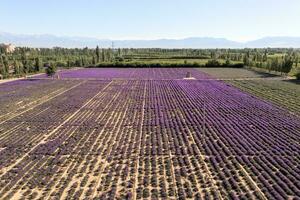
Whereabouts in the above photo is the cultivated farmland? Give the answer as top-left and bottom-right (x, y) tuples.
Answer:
(198, 68), (300, 115)
(228, 79), (300, 115)
(0, 68), (299, 200)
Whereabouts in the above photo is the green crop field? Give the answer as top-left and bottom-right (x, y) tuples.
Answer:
(228, 79), (300, 114)
(199, 68), (300, 114)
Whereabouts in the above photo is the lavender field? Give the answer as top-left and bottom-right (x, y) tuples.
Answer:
(0, 68), (299, 200)
(35, 68), (212, 80)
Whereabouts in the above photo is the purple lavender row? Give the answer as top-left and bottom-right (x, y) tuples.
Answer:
(142, 79), (299, 199)
(0, 79), (82, 120)
(35, 68), (212, 80)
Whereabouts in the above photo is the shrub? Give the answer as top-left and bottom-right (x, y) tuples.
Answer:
(46, 63), (57, 76)
(205, 59), (244, 68)
(206, 59), (221, 67)
(143, 188), (150, 198)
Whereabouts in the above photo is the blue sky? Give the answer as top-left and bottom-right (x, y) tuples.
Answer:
(1, 0), (299, 41)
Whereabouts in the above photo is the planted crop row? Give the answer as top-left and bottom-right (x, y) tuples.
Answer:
(0, 68), (299, 200)
(0, 79), (82, 120)
(35, 68), (212, 80)
(228, 79), (300, 114)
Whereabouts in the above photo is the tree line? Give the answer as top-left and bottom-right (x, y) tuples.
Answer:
(0, 46), (299, 79)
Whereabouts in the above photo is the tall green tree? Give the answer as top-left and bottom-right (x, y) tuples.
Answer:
(281, 56), (293, 74)
(13, 60), (20, 75)
(243, 53), (250, 66)
(102, 51), (106, 62)
(225, 58), (231, 66)
(96, 46), (100, 63)
(92, 56), (96, 65)
(2, 55), (9, 75)
(34, 57), (42, 72)
(263, 50), (268, 62)
(21, 54), (29, 74)
(67, 59), (71, 68)
(0, 56), (5, 76)
(81, 57), (85, 66)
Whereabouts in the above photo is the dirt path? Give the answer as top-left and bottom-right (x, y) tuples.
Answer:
(0, 73), (45, 85)
(132, 81), (146, 200)
(0, 68), (85, 85)
(238, 164), (268, 200)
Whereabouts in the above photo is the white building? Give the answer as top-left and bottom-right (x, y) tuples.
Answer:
(0, 43), (16, 53)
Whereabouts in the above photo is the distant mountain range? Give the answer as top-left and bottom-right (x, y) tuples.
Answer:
(1, 32), (300, 48)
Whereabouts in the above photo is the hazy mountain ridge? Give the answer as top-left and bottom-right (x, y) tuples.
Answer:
(245, 36), (300, 48)
(1, 32), (300, 48)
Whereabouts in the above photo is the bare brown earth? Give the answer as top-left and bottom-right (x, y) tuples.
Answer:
(0, 69), (299, 200)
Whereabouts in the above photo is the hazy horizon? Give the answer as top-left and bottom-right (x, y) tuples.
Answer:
(2, 31), (300, 42)
(1, 0), (300, 42)
(2, 31), (300, 48)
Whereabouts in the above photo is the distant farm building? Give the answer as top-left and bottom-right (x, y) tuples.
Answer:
(0, 43), (16, 53)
